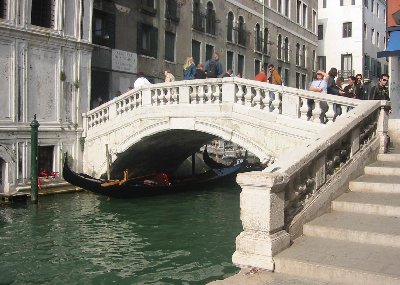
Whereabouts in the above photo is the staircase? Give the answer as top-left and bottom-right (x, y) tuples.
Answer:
(274, 149), (400, 285)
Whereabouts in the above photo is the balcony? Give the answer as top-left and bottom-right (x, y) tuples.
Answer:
(338, 70), (354, 79)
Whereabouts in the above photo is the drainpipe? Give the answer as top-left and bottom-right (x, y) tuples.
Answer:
(30, 115), (40, 204)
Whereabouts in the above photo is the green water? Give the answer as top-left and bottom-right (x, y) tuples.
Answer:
(0, 183), (242, 285)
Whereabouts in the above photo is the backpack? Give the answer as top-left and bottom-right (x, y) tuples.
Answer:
(207, 61), (217, 78)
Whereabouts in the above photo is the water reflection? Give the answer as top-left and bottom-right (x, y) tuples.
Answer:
(0, 182), (241, 284)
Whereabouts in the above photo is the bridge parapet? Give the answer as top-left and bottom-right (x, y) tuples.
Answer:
(83, 77), (363, 135)
(232, 100), (390, 270)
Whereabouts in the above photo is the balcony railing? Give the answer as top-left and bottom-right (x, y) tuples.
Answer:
(338, 70), (354, 78)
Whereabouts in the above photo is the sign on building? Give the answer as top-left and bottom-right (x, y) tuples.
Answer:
(112, 49), (137, 73)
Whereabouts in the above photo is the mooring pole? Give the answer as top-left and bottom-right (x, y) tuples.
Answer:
(30, 114), (40, 204)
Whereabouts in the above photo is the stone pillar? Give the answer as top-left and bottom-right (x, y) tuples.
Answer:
(178, 85), (191, 104)
(232, 172), (290, 270)
(142, 89), (152, 106)
(281, 91), (301, 118)
(377, 101), (390, 153)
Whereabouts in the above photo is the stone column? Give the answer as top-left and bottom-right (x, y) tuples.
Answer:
(221, 77), (236, 103)
(377, 101), (390, 153)
(232, 172), (290, 270)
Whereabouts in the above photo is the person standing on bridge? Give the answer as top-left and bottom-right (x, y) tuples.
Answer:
(183, 57), (196, 80)
(205, 52), (223, 78)
(369, 74), (390, 100)
(164, 69), (175, 82)
(134, 72), (151, 89)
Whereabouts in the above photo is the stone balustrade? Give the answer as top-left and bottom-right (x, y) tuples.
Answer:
(232, 99), (390, 270)
(83, 77), (363, 133)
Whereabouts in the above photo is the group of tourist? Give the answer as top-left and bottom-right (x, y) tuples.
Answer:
(308, 67), (390, 123)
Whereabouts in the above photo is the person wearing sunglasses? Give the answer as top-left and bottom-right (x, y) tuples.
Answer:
(369, 74), (390, 100)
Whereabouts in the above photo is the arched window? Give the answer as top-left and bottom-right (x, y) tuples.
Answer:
(206, 1), (216, 35)
(277, 34), (282, 59)
(284, 37), (289, 61)
(238, 16), (246, 46)
(193, 0), (203, 31)
(227, 12), (234, 42)
(296, 43), (300, 66)
(255, 24), (261, 52)
(264, 28), (269, 54)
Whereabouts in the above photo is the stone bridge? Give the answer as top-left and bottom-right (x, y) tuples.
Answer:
(82, 77), (389, 270)
(83, 77), (359, 178)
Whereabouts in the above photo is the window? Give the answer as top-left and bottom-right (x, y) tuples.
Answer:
(93, 9), (115, 48)
(165, 32), (175, 62)
(364, 23), (367, 39)
(138, 23), (158, 58)
(376, 3), (379, 17)
(376, 32), (379, 46)
(341, 54), (352, 75)
(340, 0), (355, 5)
(237, 16), (246, 46)
(140, 0), (156, 15)
(371, 28), (375, 44)
(193, 0), (204, 32)
(343, 22), (352, 38)
(166, 0), (179, 21)
(206, 44), (214, 61)
(205, 1), (216, 35)
(227, 12), (234, 42)
(301, 44), (306, 67)
(323, 0), (326, 8)
(364, 0), (368, 8)
(284, 0), (290, 17)
(318, 24), (323, 40)
(0, 0), (7, 19)
(296, 72), (300, 89)
(255, 24), (262, 52)
(255, 59), (261, 76)
(371, 0), (374, 12)
(38, 146), (55, 174)
(278, 0), (282, 13)
(278, 34), (282, 60)
(227, 51), (234, 70)
(317, 56), (326, 71)
(284, 68), (289, 86)
(237, 54), (244, 76)
(302, 3), (307, 27)
(192, 40), (201, 66)
(296, 0), (301, 24)
(284, 37), (289, 62)
(295, 43), (300, 65)
(312, 50), (316, 71)
(264, 28), (269, 54)
(31, 0), (55, 28)
(301, 74), (306, 90)
(312, 10), (317, 33)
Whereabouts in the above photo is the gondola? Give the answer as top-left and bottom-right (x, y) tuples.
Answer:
(62, 154), (244, 199)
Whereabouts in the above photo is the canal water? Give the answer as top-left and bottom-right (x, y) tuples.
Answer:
(0, 182), (242, 285)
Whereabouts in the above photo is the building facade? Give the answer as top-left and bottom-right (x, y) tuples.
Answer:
(91, 0), (318, 106)
(317, 0), (387, 84)
(0, 0), (92, 193)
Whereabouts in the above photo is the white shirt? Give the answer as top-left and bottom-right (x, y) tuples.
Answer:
(134, 77), (151, 89)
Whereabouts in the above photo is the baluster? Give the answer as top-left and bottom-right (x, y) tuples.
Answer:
(313, 99), (322, 123)
(172, 87), (178, 104)
(190, 86), (198, 104)
(124, 98), (129, 112)
(203, 85), (211, 104)
(300, 98), (309, 120)
(272, 92), (281, 114)
(325, 102), (336, 124)
(244, 86), (254, 106)
(157, 89), (165, 105)
(151, 90), (158, 105)
(213, 84), (221, 103)
(261, 91), (270, 111)
(253, 88), (262, 108)
(165, 88), (172, 104)
(235, 84), (245, 105)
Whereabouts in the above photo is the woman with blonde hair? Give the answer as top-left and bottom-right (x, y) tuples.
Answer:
(183, 56), (196, 80)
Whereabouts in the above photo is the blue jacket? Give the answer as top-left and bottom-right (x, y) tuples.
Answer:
(205, 59), (223, 77)
(183, 64), (196, 80)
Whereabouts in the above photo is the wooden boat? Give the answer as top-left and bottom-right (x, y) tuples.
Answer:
(62, 154), (244, 198)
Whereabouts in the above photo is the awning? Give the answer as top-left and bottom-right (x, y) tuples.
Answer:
(378, 30), (400, 58)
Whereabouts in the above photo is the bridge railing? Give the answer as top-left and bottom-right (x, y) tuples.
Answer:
(232, 99), (390, 270)
(83, 77), (363, 134)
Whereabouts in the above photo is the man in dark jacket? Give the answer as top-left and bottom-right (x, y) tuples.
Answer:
(369, 74), (390, 100)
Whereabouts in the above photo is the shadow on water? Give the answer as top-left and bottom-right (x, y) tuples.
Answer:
(0, 181), (242, 285)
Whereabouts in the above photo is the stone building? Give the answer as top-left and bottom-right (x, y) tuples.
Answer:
(91, 0), (318, 106)
(0, 1), (92, 193)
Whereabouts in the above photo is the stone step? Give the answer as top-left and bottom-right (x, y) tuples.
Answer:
(377, 153), (400, 162)
(349, 175), (400, 193)
(364, 161), (400, 176)
(303, 211), (400, 247)
(332, 192), (400, 217)
(274, 236), (400, 285)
